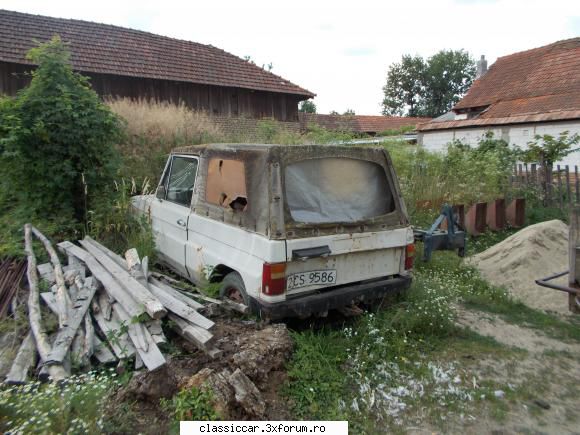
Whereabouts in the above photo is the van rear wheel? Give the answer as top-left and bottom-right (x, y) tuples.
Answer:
(219, 272), (249, 305)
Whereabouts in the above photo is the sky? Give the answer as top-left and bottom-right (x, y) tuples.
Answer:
(2, 0), (579, 115)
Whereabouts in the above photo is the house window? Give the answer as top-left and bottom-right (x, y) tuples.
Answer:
(523, 129), (529, 137)
(206, 158), (248, 211)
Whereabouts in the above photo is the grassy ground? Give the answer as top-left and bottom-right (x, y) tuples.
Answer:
(283, 219), (579, 433)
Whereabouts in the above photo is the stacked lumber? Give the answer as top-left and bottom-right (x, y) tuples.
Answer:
(4, 225), (221, 384)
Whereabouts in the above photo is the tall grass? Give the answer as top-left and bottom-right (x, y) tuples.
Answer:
(107, 98), (224, 181)
(383, 140), (515, 218)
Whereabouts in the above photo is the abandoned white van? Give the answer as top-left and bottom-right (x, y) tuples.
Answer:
(132, 144), (414, 319)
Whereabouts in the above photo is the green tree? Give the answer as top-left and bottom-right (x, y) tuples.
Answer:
(0, 36), (122, 222)
(423, 50), (476, 117)
(381, 50), (475, 117)
(522, 131), (580, 204)
(298, 100), (317, 113)
(343, 109), (355, 115)
(381, 55), (426, 117)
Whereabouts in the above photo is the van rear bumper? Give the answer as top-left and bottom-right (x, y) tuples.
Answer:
(249, 274), (412, 319)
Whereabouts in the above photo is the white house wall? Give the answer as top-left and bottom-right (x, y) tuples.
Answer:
(419, 120), (580, 167)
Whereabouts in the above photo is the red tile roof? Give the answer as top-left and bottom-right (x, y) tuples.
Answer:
(0, 9), (314, 98)
(416, 110), (580, 132)
(454, 38), (580, 112)
(300, 113), (431, 133)
(418, 38), (580, 132)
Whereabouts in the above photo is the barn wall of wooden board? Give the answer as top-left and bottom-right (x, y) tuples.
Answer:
(0, 61), (303, 122)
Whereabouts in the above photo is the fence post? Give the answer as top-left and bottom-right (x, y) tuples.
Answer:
(531, 163), (537, 189)
(576, 166), (579, 204)
(568, 208), (580, 313)
(566, 165), (571, 207)
(557, 165), (563, 209)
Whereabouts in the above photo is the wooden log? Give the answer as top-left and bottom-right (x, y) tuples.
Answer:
(142, 256), (149, 281)
(149, 278), (204, 310)
(145, 319), (167, 345)
(57, 242), (144, 318)
(168, 313), (214, 349)
(5, 332), (37, 384)
(31, 226), (73, 328)
(82, 236), (127, 268)
(37, 263), (55, 284)
(24, 224), (68, 381)
(71, 328), (86, 367)
(228, 368), (266, 418)
(78, 240), (166, 319)
(125, 248), (150, 290)
(149, 283), (214, 330)
(113, 303), (165, 371)
(45, 277), (100, 365)
(187, 292), (249, 315)
(84, 314), (95, 360)
(91, 293), (135, 359)
(92, 334), (117, 364)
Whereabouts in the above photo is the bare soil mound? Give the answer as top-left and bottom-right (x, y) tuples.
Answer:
(468, 220), (570, 314)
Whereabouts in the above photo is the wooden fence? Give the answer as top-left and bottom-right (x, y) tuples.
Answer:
(511, 163), (580, 208)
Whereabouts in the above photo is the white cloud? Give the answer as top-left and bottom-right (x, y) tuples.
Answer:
(3, 0), (579, 114)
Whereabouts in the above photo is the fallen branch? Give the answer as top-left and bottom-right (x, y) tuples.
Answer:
(32, 226), (72, 328)
(24, 224), (67, 381)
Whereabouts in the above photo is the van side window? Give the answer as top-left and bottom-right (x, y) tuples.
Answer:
(166, 156), (198, 207)
(206, 158), (248, 211)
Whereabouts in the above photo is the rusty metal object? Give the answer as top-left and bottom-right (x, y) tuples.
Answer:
(535, 271), (579, 296)
(486, 198), (506, 231)
(441, 204), (465, 230)
(0, 258), (26, 318)
(506, 198), (526, 228)
(465, 202), (487, 235)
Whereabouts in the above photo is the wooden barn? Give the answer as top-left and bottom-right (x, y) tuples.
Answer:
(0, 9), (314, 122)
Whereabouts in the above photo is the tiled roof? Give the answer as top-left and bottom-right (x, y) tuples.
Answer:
(418, 38), (580, 132)
(417, 110), (580, 132)
(300, 113), (431, 133)
(0, 9), (314, 97)
(454, 38), (580, 112)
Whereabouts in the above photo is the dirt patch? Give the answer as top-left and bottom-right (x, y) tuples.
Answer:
(114, 318), (294, 431)
(468, 220), (570, 315)
(457, 308), (580, 355)
(452, 307), (580, 434)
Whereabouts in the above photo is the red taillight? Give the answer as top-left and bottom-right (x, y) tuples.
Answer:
(262, 262), (286, 296)
(405, 244), (415, 270)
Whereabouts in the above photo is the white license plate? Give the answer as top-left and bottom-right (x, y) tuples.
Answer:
(286, 270), (337, 290)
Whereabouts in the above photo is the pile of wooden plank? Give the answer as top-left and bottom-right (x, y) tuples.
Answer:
(5, 224), (221, 384)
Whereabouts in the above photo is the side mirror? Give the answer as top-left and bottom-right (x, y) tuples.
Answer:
(156, 185), (166, 200)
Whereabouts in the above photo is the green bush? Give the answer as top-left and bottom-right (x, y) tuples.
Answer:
(0, 36), (122, 224)
(161, 387), (219, 432)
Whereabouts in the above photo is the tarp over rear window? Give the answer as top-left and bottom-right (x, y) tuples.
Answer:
(284, 157), (395, 223)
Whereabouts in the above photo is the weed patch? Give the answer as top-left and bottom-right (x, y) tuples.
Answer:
(0, 370), (118, 434)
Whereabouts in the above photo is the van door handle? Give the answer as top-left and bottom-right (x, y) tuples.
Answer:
(292, 245), (331, 261)
(176, 219), (186, 227)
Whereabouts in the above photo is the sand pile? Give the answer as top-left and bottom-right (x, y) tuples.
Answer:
(468, 220), (570, 314)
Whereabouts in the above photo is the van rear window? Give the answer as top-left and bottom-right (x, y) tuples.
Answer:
(284, 157), (395, 223)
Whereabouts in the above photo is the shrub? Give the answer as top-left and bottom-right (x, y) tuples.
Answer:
(0, 36), (122, 223)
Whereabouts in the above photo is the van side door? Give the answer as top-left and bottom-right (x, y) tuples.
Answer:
(150, 154), (198, 277)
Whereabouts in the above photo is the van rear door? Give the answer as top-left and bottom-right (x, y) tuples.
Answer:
(282, 156), (412, 296)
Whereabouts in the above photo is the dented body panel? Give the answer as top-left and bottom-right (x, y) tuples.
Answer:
(132, 143), (413, 318)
